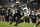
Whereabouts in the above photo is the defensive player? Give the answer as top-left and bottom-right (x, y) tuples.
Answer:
(21, 6), (29, 23)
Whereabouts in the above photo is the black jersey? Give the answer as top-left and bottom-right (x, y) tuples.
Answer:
(29, 14), (36, 18)
(7, 9), (12, 16)
(7, 9), (11, 14)
(29, 12), (36, 18)
(15, 10), (21, 16)
(9, 12), (12, 17)
(37, 13), (40, 19)
(0, 10), (1, 15)
(1, 10), (5, 16)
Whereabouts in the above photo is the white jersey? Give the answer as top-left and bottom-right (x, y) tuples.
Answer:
(23, 7), (28, 16)
(36, 12), (39, 16)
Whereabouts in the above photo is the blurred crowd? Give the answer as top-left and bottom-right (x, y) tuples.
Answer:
(0, 0), (40, 24)
(0, 6), (40, 23)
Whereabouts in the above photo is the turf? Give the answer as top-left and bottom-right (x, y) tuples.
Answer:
(0, 22), (40, 27)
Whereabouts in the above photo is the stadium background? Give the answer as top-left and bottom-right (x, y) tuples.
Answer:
(0, 0), (40, 27)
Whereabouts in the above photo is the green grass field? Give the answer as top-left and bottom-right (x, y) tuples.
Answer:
(0, 22), (40, 27)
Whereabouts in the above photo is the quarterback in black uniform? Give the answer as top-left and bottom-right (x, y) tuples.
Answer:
(10, 8), (21, 26)
(10, 1), (22, 26)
